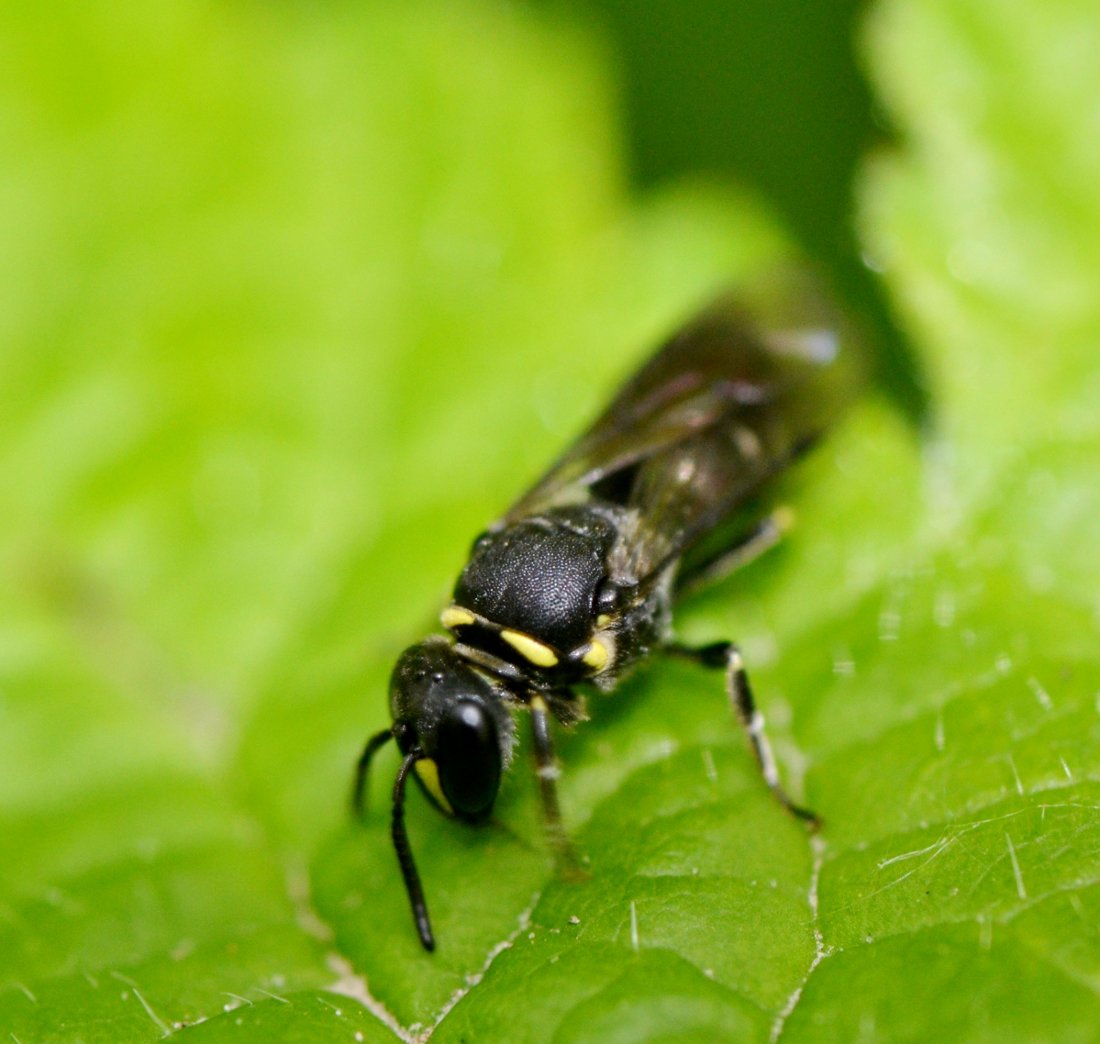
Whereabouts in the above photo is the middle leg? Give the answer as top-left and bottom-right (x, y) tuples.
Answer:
(529, 694), (585, 876)
(669, 640), (819, 828)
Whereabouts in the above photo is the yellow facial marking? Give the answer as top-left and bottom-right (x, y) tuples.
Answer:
(440, 606), (476, 629)
(501, 629), (559, 667)
(414, 758), (453, 815)
(582, 639), (609, 672)
(595, 613), (612, 628)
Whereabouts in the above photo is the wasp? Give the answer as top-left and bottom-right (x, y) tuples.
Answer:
(353, 273), (856, 950)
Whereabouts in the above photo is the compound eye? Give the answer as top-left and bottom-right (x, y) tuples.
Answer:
(435, 701), (501, 820)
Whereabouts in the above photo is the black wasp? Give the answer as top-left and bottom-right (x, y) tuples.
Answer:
(353, 272), (856, 950)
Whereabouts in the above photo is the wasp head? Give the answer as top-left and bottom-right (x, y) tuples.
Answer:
(389, 637), (515, 821)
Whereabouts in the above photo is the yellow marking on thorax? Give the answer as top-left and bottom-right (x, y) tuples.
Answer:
(500, 629), (559, 667)
(441, 606), (476, 630)
(414, 758), (453, 815)
(582, 639), (609, 672)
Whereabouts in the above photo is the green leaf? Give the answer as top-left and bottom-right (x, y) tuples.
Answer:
(2, 1), (1098, 1042)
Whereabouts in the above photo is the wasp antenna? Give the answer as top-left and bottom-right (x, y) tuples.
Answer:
(351, 728), (394, 818)
(392, 751), (436, 951)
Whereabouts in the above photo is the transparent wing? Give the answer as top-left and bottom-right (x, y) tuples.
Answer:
(501, 270), (860, 583)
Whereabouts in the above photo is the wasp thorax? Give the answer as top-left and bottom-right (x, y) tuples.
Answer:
(453, 507), (619, 651)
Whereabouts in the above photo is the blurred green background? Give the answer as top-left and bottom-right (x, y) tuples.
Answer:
(3, 0), (1099, 1041)
(551, 0), (928, 423)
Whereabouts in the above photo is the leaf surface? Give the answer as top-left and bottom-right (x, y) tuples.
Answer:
(1, 0), (1098, 1041)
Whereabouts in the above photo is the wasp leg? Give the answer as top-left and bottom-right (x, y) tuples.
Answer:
(392, 750), (435, 951)
(351, 728), (394, 818)
(675, 508), (794, 599)
(669, 640), (820, 829)
(529, 695), (585, 877)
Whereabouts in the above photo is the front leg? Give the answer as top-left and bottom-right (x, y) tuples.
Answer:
(529, 694), (585, 876)
(670, 641), (820, 828)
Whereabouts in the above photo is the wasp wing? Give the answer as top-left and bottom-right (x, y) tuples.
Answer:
(502, 272), (858, 586)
